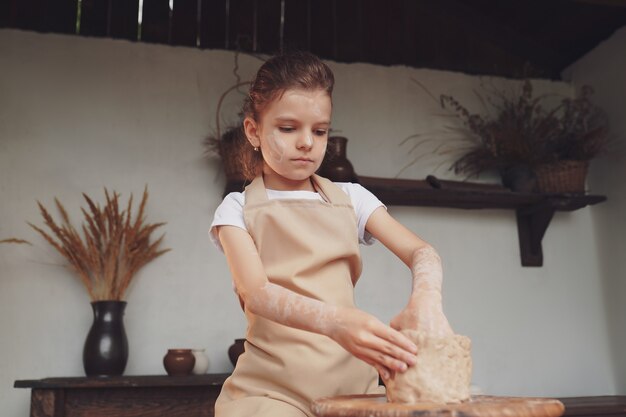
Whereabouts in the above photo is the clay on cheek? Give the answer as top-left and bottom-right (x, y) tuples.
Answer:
(309, 102), (326, 148)
(265, 129), (286, 162)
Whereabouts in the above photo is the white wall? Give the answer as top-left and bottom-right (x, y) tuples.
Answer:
(563, 26), (626, 393)
(0, 28), (620, 416)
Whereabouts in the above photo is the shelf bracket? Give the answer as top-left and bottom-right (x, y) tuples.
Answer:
(516, 202), (556, 267)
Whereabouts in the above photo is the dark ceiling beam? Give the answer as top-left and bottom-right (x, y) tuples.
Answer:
(568, 0), (626, 7)
(434, 0), (565, 77)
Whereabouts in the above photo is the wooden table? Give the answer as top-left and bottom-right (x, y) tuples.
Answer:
(312, 394), (566, 417)
(14, 373), (229, 417)
(14, 376), (626, 417)
(311, 395), (626, 417)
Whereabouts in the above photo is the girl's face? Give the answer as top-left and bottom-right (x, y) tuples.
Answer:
(245, 88), (331, 190)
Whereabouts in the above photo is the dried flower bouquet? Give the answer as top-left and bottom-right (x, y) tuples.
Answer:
(1, 187), (170, 301)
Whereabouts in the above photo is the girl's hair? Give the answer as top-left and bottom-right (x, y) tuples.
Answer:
(239, 51), (335, 180)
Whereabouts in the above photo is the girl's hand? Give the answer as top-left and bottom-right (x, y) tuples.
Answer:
(327, 306), (418, 380)
(390, 292), (454, 338)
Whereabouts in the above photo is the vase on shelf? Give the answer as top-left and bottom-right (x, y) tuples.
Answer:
(163, 349), (196, 376)
(228, 339), (246, 367)
(500, 165), (537, 193)
(83, 301), (129, 377)
(191, 349), (210, 375)
(318, 136), (357, 182)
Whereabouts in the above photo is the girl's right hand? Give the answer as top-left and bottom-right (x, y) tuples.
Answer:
(328, 306), (418, 380)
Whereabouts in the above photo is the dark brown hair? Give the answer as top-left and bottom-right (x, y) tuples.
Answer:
(239, 51), (335, 180)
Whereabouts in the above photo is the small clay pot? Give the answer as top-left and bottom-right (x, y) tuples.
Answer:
(191, 348), (210, 375)
(228, 339), (246, 367)
(163, 349), (195, 376)
(317, 136), (356, 182)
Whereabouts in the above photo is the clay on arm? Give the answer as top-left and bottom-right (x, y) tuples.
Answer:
(365, 207), (453, 337)
(216, 224), (419, 374)
(217, 225), (338, 335)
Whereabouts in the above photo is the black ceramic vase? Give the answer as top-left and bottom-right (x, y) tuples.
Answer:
(228, 339), (246, 367)
(318, 136), (356, 182)
(500, 165), (537, 193)
(83, 301), (129, 377)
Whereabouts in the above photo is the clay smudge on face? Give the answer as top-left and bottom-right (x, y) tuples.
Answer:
(265, 129), (287, 162)
(308, 95), (325, 118)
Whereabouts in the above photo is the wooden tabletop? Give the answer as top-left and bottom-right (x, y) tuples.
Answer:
(14, 373), (230, 389)
(312, 394), (565, 417)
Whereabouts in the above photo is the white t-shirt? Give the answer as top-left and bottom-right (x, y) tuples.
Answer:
(209, 182), (385, 252)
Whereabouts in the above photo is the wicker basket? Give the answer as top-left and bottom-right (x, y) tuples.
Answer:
(534, 160), (589, 193)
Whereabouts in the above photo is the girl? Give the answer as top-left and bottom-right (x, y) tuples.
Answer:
(210, 51), (453, 417)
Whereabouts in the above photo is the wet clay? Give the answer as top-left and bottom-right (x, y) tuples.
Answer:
(385, 330), (472, 404)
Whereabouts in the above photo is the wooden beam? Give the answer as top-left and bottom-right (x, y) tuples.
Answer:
(283, 0), (310, 52)
(109, 0), (139, 41)
(141, 0), (170, 43)
(172, 0), (199, 46)
(569, 0), (626, 7)
(198, 0), (227, 49)
(255, 0), (281, 54)
(434, 0), (564, 77)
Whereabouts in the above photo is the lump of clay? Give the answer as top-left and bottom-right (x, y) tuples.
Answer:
(385, 330), (472, 404)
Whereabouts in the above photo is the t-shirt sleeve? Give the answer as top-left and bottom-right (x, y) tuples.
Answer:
(209, 192), (247, 253)
(339, 182), (386, 245)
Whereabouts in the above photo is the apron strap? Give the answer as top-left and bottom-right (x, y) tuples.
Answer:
(311, 174), (352, 205)
(244, 176), (269, 204)
(245, 174), (352, 206)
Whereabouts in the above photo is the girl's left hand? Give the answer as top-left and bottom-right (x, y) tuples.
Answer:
(390, 293), (454, 338)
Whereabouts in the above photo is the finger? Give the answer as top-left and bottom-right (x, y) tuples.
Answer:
(375, 325), (418, 355)
(355, 325), (417, 365)
(358, 346), (410, 374)
(364, 325), (419, 366)
(376, 339), (418, 367)
(373, 364), (392, 381)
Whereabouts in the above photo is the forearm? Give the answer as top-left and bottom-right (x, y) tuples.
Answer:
(219, 226), (343, 338)
(244, 282), (419, 376)
(243, 281), (341, 337)
(395, 245), (452, 336)
(407, 245), (443, 308)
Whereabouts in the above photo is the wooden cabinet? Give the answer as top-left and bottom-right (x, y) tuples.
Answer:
(14, 374), (229, 417)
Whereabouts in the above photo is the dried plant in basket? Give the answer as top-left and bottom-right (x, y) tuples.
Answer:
(204, 81), (258, 182)
(1, 187), (170, 301)
(548, 85), (610, 163)
(406, 79), (611, 180)
(441, 79), (563, 177)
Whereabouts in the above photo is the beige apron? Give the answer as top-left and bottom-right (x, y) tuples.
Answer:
(215, 174), (380, 417)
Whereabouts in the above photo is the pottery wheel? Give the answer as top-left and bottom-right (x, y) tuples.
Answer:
(312, 394), (564, 417)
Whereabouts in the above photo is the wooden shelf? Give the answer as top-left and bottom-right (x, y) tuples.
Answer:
(223, 176), (606, 267)
(357, 176), (606, 267)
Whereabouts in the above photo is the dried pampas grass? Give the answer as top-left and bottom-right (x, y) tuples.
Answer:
(3, 187), (170, 301)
